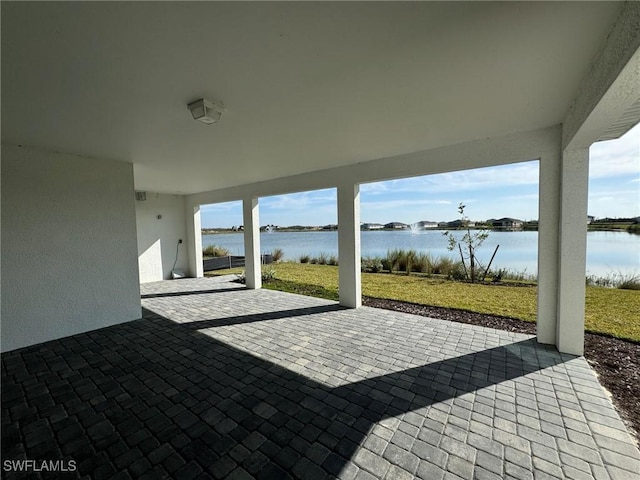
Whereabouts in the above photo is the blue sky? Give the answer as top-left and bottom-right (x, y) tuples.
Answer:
(201, 124), (639, 228)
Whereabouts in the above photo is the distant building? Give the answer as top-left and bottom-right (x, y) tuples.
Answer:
(384, 222), (409, 229)
(416, 220), (438, 229)
(361, 223), (384, 230)
(492, 217), (523, 229)
(587, 215), (595, 224)
(444, 219), (476, 228)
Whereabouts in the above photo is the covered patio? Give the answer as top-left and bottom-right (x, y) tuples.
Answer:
(3, 1), (639, 357)
(2, 2), (640, 478)
(2, 278), (639, 479)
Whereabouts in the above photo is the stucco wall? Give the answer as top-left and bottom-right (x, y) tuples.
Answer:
(135, 193), (189, 283)
(1, 145), (141, 352)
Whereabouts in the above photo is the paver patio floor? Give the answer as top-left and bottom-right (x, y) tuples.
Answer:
(2, 277), (639, 479)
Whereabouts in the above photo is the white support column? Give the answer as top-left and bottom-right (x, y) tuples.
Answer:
(556, 148), (590, 355)
(337, 183), (361, 308)
(186, 204), (204, 278)
(243, 196), (261, 290)
(536, 153), (561, 346)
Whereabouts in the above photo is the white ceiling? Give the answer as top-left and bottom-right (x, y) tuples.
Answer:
(1, 2), (623, 194)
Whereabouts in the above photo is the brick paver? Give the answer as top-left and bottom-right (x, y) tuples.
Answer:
(2, 277), (639, 479)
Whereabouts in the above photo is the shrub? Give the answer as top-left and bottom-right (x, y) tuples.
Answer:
(432, 256), (457, 276)
(412, 252), (431, 274)
(404, 250), (418, 274)
(491, 268), (506, 283)
(299, 254), (311, 263)
(447, 262), (467, 281)
(234, 268), (277, 284)
(586, 272), (640, 290)
(383, 249), (470, 278)
(316, 252), (329, 265)
(493, 268), (536, 282)
(327, 255), (339, 266)
(271, 248), (284, 262)
(262, 267), (277, 282)
(361, 257), (384, 273)
(618, 276), (640, 290)
(385, 248), (403, 273)
(203, 245), (230, 257)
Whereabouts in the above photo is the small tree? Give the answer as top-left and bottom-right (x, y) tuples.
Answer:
(443, 203), (489, 283)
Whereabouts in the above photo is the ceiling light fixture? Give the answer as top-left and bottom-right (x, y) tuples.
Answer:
(187, 98), (224, 124)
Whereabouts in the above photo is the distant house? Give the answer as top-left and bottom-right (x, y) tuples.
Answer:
(444, 219), (475, 228)
(492, 218), (523, 229)
(416, 220), (438, 229)
(384, 222), (409, 229)
(361, 223), (384, 230)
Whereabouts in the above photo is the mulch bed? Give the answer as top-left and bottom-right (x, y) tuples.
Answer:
(363, 297), (640, 444)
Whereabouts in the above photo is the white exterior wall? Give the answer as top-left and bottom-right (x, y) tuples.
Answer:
(135, 193), (189, 283)
(1, 145), (141, 352)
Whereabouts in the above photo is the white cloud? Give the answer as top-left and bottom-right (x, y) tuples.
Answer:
(589, 123), (640, 179)
(361, 160), (540, 196)
(362, 198), (459, 210)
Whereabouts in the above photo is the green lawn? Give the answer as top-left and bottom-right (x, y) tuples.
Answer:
(207, 262), (640, 342)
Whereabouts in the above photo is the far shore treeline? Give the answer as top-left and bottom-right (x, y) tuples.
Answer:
(202, 216), (640, 235)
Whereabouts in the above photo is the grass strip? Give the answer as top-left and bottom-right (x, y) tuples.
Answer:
(207, 262), (640, 342)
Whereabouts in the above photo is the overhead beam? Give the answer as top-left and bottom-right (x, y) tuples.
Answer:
(187, 126), (560, 208)
(563, 2), (640, 150)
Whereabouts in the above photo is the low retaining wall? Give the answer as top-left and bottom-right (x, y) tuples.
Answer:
(203, 254), (273, 272)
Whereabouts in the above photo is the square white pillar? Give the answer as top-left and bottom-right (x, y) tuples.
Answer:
(243, 196), (261, 289)
(536, 153), (561, 345)
(186, 204), (204, 278)
(556, 148), (589, 355)
(337, 183), (361, 308)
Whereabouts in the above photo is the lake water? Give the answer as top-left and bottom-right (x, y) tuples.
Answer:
(202, 230), (640, 277)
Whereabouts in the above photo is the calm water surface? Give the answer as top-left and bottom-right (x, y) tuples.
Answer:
(203, 230), (639, 277)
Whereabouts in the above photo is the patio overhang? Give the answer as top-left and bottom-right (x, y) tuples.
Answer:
(1, 2), (639, 354)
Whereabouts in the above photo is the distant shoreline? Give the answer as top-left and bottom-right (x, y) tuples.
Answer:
(202, 224), (638, 234)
